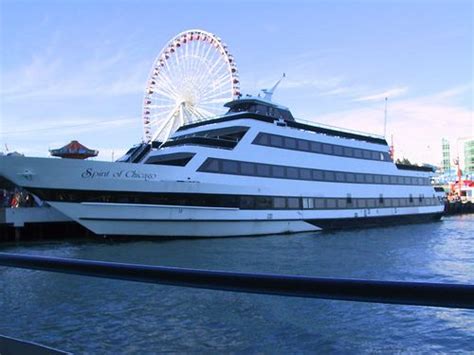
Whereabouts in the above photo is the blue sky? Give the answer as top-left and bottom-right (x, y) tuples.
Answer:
(1, 0), (472, 164)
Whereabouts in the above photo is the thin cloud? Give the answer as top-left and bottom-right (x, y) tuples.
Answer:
(1, 117), (139, 137)
(352, 87), (408, 102)
(1, 42), (148, 101)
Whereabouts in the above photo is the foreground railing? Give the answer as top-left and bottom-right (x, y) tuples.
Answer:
(0, 253), (473, 310)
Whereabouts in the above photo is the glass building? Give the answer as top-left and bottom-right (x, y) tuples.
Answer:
(442, 138), (451, 173)
(464, 139), (474, 174)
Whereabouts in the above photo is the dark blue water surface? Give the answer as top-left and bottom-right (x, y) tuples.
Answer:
(1, 215), (473, 353)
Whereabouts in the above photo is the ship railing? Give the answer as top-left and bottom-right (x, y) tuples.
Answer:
(0, 253), (473, 310)
(294, 117), (386, 140)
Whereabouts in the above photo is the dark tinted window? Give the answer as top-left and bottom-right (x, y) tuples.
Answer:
(312, 170), (324, 180)
(300, 168), (312, 179)
(367, 199), (376, 208)
(201, 159), (219, 172)
(297, 140), (310, 151)
(145, 153), (195, 166)
(337, 199), (347, 208)
(356, 174), (365, 183)
(286, 167), (299, 179)
(343, 147), (353, 157)
(222, 160), (239, 174)
(287, 197), (300, 209)
(357, 199), (366, 208)
(255, 133), (269, 145)
(272, 166), (285, 178)
(270, 135), (283, 147)
(256, 196), (272, 209)
(284, 137), (297, 149)
(322, 144), (333, 154)
(273, 197), (286, 208)
(241, 162), (255, 175)
(314, 199), (325, 208)
(324, 171), (335, 181)
(240, 196), (255, 209)
(327, 199), (337, 208)
(334, 145), (343, 156)
(257, 164), (271, 176)
(310, 142), (322, 152)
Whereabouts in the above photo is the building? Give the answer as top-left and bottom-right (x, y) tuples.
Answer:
(464, 139), (474, 175)
(441, 138), (451, 173)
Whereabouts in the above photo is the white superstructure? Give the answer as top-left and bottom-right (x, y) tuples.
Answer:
(0, 97), (444, 237)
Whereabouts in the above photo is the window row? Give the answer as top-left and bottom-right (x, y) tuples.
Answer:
(253, 133), (391, 162)
(239, 196), (440, 210)
(162, 126), (250, 150)
(145, 152), (195, 166)
(198, 158), (431, 186)
(32, 188), (441, 210)
(300, 196), (440, 210)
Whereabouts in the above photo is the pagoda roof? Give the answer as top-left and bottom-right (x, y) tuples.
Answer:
(50, 140), (99, 159)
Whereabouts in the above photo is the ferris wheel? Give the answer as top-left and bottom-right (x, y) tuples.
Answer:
(143, 29), (240, 143)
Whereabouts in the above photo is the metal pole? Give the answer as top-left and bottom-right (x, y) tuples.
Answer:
(0, 253), (473, 309)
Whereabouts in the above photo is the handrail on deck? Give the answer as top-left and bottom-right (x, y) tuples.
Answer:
(0, 253), (473, 310)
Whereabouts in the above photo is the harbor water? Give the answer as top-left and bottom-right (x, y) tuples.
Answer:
(1, 215), (473, 353)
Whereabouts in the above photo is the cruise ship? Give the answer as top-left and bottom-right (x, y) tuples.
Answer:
(0, 97), (444, 237)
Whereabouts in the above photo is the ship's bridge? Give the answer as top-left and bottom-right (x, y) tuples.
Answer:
(224, 97), (295, 122)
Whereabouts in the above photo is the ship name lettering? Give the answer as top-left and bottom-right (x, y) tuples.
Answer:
(125, 170), (157, 181)
(81, 168), (110, 179)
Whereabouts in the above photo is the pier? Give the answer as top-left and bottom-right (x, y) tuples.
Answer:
(444, 201), (474, 215)
(0, 207), (87, 242)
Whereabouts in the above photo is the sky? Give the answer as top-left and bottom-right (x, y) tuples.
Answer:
(0, 0), (472, 165)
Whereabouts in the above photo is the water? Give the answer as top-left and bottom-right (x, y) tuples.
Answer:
(1, 215), (473, 353)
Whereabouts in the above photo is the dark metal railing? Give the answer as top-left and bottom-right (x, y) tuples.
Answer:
(0, 253), (473, 309)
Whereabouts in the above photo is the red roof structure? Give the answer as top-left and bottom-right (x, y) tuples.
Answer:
(49, 140), (99, 159)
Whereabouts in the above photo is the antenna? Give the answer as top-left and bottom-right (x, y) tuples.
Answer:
(383, 97), (388, 138)
(261, 73), (286, 101)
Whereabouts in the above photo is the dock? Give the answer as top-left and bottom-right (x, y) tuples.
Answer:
(444, 201), (474, 215)
(0, 206), (88, 242)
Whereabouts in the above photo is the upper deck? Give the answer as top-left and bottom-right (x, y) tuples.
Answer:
(177, 97), (388, 146)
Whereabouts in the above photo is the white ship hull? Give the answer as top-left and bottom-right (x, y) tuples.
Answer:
(48, 200), (442, 237)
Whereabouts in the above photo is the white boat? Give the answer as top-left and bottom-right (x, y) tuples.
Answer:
(0, 97), (444, 237)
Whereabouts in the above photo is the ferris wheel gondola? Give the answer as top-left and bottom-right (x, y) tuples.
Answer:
(142, 29), (240, 143)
